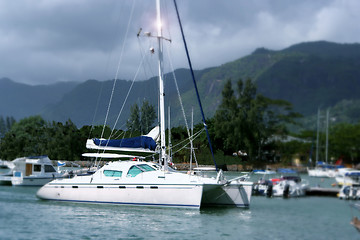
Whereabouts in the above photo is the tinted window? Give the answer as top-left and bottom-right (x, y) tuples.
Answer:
(137, 164), (156, 172)
(104, 170), (122, 177)
(33, 164), (41, 172)
(127, 166), (143, 177)
(45, 165), (56, 173)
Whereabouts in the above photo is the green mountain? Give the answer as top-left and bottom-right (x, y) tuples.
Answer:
(0, 78), (77, 120)
(256, 41), (360, 115)
(199, 41), (360, 115)
(2, 41), (360, 130)
(42, 68), (213, 127)
(194, 41), (360, 129)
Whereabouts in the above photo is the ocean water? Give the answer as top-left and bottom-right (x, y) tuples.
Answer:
(0, 174), (359, 240)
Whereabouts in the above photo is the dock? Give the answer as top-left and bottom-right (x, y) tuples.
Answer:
(306, 187), (339, 197)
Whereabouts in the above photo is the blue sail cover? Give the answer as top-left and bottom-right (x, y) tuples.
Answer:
(93, 136), (157, 151)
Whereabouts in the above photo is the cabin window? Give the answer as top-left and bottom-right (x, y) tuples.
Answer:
(33, 164), (41, 172)
(127, 164), (156, 177)
(45, 165), (56, 173)
(103, 170), (122, 177)
(127, 166), (143, 177)
(137, 164), (156, 172)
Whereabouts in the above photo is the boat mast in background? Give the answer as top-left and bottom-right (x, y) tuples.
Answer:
(325, 108), (329, 164)
(316, 108), (320, 164)
(168, 105), (172, 164)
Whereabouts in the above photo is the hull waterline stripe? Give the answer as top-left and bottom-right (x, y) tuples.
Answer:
(38, 198), (200, 208)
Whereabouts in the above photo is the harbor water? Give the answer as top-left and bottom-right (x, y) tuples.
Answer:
(0, 173), (359, 240)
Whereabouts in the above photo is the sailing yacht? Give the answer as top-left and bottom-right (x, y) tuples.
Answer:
(307, 109), (343, 177)
(36, 0), (253, 209)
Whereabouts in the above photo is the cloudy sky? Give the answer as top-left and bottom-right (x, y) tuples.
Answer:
(0, 0), (359, 85)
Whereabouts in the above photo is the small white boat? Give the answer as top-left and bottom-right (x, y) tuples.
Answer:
(252, 170), (277, 197)
(307, 161), (343, 178)
(0, 156), (65, 186)
(335, 168), (360, 187)
(338, 184), (360, 200)
(338, 171), (360, 200)
(307, 166), (331, 178)
(271, 169), (309, 198)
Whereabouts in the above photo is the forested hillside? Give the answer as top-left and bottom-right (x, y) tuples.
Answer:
(0, 78), (77, 119)
(1, 41), (360, 131)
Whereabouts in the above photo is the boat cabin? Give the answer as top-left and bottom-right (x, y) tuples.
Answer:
(93, 161), (160, 180)
(12, 156), (57, 177)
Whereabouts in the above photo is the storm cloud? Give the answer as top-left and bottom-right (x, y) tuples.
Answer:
(0, 0), (359, 85)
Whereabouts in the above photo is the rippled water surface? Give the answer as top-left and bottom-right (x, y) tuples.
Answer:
(0, 174), (359, 239)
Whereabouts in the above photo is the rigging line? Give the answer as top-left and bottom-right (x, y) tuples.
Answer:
(165, 43), (192, 145)
(113, 129), (125, 139)
(136, 37), (150, 81)
(162, 0), (172, 42)
(138, 35), (158, 81)
(100, 0), (137, 139)
(166, 46), (198, 168)
(111, 122), (127, 139)
(88, 81), (105, 139)
(89, 1), (128, 140)
(109, 54), (147, 139)
(173, 0), (218, 171)
(170, 128), (204, 153)
(171, 131), (202, 156)
(98, 57), (146, 164)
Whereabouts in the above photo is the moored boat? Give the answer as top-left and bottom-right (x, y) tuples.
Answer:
(0, 156), (65, 186)
(37, 160), (252, 208)
(271, 169), (309, 198)
(335, 168), (360, 187)
(252, 170), (276, 197)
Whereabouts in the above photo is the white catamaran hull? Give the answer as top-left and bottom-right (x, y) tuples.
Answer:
(37, 181), (252, 208)
(37, 182), (204, 208)
(36, 162), (252, 209)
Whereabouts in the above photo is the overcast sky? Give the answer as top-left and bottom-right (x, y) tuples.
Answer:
(1, 0), (359, 85)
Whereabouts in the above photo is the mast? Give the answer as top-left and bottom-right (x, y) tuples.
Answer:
(315, 108), (320, 164)
(189, 107), (194, 171)
(168, 105), (172, 164)
(325, 108), (329, 164)
(156, 0), (167, 169)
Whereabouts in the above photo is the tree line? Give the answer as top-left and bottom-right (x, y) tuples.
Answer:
(0, 116), (16, 138)
(0, 100), (157, 161)
(0, 78), (359, 167)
